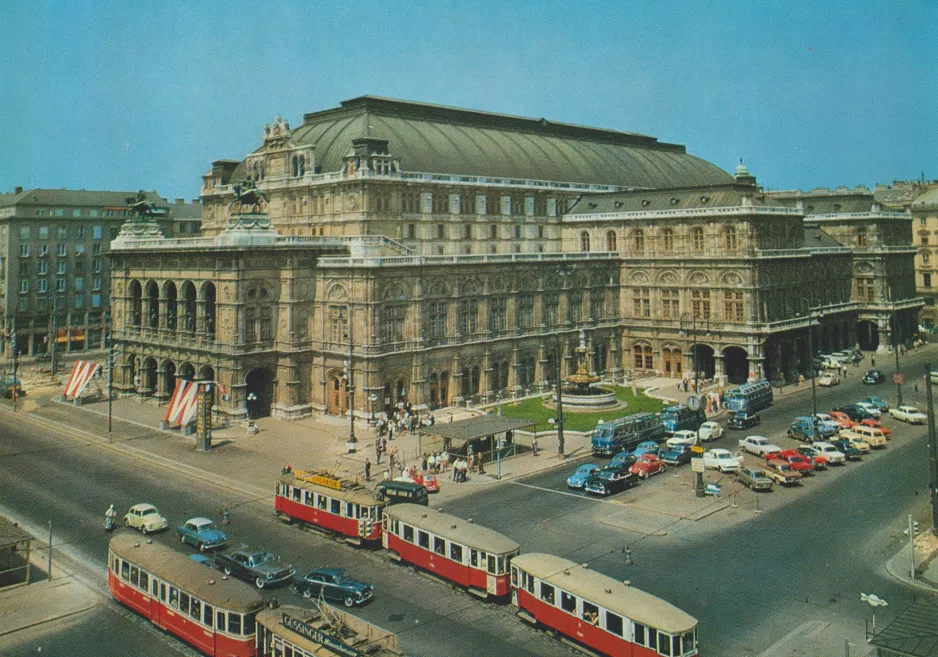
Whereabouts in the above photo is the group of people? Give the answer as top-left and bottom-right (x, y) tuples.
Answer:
(374, 403), (436, 441)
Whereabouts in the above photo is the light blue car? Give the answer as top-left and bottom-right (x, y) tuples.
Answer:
(176, 517), (227, 552)
(632, 441), (661, 457)
(863, 396), (889, 412)
(567, 464), (600, 489)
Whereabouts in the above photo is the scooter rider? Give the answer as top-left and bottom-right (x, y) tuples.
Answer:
(105, 504), (117, 531)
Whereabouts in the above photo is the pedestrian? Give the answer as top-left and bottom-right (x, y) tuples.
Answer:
(452, 456), (460, 482)
(421, 454), (428, 472)
(364, 458), (372, 482)
(477, 452), (485, 475)
(871, 355), (876, 367)
(531, 435), (539, 456)
(388, 426), (394, 441)
(441, 449), (450, 472)
(384, 469), (391, 480)
(460, 458), (468, 482)
(467, 444), (475, 470)
(375, 440), (382, 464)
(428, 452), (436, 473)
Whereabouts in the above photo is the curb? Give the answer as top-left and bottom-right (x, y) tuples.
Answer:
(883, 544), (938, 593)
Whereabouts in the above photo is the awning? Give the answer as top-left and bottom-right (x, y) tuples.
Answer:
(0, 516), (32, 550)
(429, 415), (535, 445)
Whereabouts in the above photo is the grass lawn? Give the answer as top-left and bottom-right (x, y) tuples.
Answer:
(493, 386), (667, 432)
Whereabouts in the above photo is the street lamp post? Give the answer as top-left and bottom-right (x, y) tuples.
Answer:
(554, 332), (565, 457)
(246, 392), (257, 422)
(799, 298), (823, 440)
(680, 313), (709, 498)
(345, 305), (357, 453)
(861, 593), (887, 640)
(892, 296), (903, 406)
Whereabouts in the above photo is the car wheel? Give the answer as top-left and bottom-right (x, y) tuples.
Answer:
(344, 595), (355, 608)
(180, 534), (186, 543)
(124, 518), (130, 527)
(302, 587), (313, 600)
(642, 471), (649, 480)
(199, 543), (206, 553)
(255, 577), (266, 589)
(141, 526), (148, 535)
(224, 565), (232, 576)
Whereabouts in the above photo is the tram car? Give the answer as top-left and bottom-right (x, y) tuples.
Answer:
(275, 469), (385, 545)
(511, 553), (699, 657)
(255, 604), (403, 657)
(382, 503), (520, 598)
(108, 534), (264, 657)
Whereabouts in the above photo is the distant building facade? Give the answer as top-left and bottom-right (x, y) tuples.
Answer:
(107, 97), (921, 421)
(0, 189), (200, 359)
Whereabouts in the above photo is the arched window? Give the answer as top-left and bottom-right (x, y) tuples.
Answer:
(579, 231), (591, 252)
(661, 228), (674, 252)
(691, 227), (705, 252)
(723, 226), (737, 250)
(605, 230), (617, 251)
(632, 229), (644, 252)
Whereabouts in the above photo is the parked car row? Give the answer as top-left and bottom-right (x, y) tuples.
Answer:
(120, 502), (374, 603)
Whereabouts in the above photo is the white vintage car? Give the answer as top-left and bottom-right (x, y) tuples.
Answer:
(702, 448), (742, 472)
(124, 503), (168, 534)
(698, 421), (725, 442)
(889, 405), (928, 424)
(817, 370), (841, 387)
(738, 435), (782, 457)
(666, 430), (699, 448)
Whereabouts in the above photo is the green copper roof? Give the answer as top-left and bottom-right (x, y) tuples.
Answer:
(276, 96), (732, 188)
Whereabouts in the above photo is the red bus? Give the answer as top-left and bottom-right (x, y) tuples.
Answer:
(382, 503), (520, 598)
(511, 553), (698, 657)
(108, 534), (264, 657)
(275, 469), (385, 545)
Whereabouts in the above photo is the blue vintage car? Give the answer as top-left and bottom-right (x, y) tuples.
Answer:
(632, 441), (660, 457)
(659, 445), (692, 466)
(609, 451), (638, 468)
(863, 395), (889, 411)
(291, 568), (374, 607)
(175, 517), (227, 552)
(566, 464), (601, 489)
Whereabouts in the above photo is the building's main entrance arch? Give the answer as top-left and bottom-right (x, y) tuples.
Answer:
(245, 368), (274, 419)
(722, 346), (749, 384)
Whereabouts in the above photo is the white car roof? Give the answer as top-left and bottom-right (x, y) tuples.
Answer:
(188, 517), (213, 526)
(130, 503), (158, 512)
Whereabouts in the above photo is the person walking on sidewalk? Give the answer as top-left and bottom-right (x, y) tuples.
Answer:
(531, 435), (539, 456)
(364, 458), (372, 482)
(476, 452), (485, 475)
(375, 440), (382, 465)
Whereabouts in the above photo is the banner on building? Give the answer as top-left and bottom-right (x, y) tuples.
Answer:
(63, 360), (101, 400)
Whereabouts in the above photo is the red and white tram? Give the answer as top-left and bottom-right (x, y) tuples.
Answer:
(382, 503), (520, 598)
(275, 469), (385, 545)
(511, 553), (699, 657)
(108, 534), (264, 657)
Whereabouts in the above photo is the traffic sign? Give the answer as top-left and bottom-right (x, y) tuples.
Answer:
(893, 373), (904, 385)
(690, 458), (705, 473)
(690, 445), (704, 454)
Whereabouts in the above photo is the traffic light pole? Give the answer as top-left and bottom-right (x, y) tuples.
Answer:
(924, 362), (938, 534)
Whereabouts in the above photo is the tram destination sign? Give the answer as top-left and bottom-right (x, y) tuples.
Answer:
(297, 470), (343, 490)
(281, 613), (362, 657)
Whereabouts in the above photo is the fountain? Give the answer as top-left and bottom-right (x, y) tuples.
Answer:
(552, 330), (620, 412)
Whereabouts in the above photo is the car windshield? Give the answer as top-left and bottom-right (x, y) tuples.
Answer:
(332, 570), (350, 582)
(714, 452), (730, 459)
(250, 552), (274, 566)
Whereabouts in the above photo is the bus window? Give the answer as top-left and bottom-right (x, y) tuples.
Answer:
(450, 543), (463, 562)
(417, 530), (430, 549)
(179, 592), (190, 614)
(433, 536), (446, 556)
(402, 524), (414, 543)
(169, 586), (179, 608)
(228, 612), (242, 635)
(469, 549), (479, 568)
(561, 591), (577, 614)
(330, 499), (341, 515)
(120, 560), (130, 581)
(216, 611), (226, 633)
(190, 597), (201, 621)
(139, 571), (149, 592)
(605, 611), (624, 637)
(203, 604), (214, 628)
(540, 582), (555, 605)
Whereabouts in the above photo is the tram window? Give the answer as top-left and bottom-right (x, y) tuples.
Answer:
(605, 611), (624, 637)
(648, 628), (658, 651)
(330, 499), (341, 515)
(582, 601), (599, 625)
(511, 567), (518, 586)
(469, 549), (479, 568)
(634, 622), (647, 645)
(417, 530), (430, 549)
(497, 556), (506, 574)
(203, 604), (214, 627)
(228, 612), (242, 635)
(682, 629), (696, 652)
(346, 502), (357, 518)
(179, 592), (190, 614)
(433, 536), (446, 555)
(160, 583), (167, 602)
(190, 597), (201, 621)
(450, 543), (463, 562)
(523, 572), (535, 594)
(244, 612), (256, 635)
(389, 518), (398, 534)
(139, 571), (149, 592)
(216, 611), (226, 633)
(120, 560), (130, 581)
(403, 524), (414, 542)
(169, 586), (179, 608)
(540, 583), (555, 605)
(292, 486), (301, 501)
(285, 646), (294, 657)
(304, 491), (314, 505)
(487, 554), (497, 575)
(317, 494), (327, 510)
(671, 634), (682, 656)
(561, 591), (577, 614)
(130, 565), (139, 586)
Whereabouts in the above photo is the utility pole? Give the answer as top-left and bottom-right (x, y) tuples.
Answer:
(11, 318), (17, 412)
(50, 297), (57, 381)
(555, 333), (565, 457)
(346, 304), (357, 453)
(107, 341), (114, 435)
(925, 362), (938, 532)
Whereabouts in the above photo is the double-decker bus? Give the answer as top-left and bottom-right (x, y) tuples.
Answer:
(511, 553), (698, 657)
(724, 379), (773, 413)
(660, 405), (701, 435)
(275, 469), (385, 545)
(108, 534), (264, 657)
(591, 412), (666, 456)
(383, 503), (520, 598)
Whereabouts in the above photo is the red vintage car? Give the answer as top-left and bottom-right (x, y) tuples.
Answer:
(766, 451), (814, 474)
(629, 453), (666, 479)
(859, 418), (892, 437)
(828, 411), (856, 429)
(400, 470), (441, 493)
(794, 446), (830, 470)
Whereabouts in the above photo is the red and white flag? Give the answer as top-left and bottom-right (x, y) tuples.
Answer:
(164, 380), (200, 427)
(64, 361), (101, 400)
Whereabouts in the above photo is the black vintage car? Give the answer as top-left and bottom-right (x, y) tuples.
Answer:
(290, 568), (374, 607)
(583, 466), (639, 496)
(214, 547), (295, 589)
(727, 411), (761, 430)
(862, 370), (886, 384)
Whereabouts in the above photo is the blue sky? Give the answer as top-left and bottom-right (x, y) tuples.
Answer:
(1, 0), (935, 200)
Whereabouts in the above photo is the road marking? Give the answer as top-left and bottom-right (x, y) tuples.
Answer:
(506, 480), (626, 505)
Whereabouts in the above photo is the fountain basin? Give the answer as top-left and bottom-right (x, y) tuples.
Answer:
(554, 385), (618, 411)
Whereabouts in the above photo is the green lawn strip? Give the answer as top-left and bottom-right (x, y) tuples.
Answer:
(492, 387), (667, 433)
